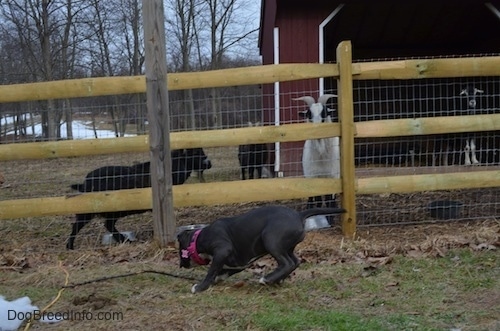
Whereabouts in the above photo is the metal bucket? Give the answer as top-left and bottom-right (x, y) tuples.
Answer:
(176, 224), (208, 236)
(304, 215), (330, 231)
(102, 231), (136, 245)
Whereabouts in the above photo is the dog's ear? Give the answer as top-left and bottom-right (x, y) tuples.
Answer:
(177, 230), (191, 249)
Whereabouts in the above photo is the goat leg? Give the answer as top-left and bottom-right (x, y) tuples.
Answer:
(306, 197), (315, 209)
(470, 138), (479, 165)
(306, 196), (325, 209)
(464, 139), (472, 166)
(104, 219), (126, 244)
(67, 214), (92, 250)
(197, 171), (206, 182)
(314, 196), (323, 208)
(256, 166), (263, 179)
(249, 166), (255, 179)
(325, 194), (337, 208)
(441, 143), (450, 166)
(325, 194), (337, 224)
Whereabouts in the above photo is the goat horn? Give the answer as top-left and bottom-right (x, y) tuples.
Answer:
(292, 96), (316, 107)
(318, 94), (337, 106)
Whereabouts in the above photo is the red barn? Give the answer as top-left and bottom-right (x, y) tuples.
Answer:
(259, 0), (500, 176)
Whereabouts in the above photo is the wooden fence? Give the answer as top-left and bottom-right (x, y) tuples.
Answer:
(0, 41), (499, 241)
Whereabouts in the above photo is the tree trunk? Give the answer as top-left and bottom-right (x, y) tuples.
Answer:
(185, 89), (196, 129)
(65, 99), (73, 140)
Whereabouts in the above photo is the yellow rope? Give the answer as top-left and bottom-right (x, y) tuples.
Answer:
(24, 260), (69, 330)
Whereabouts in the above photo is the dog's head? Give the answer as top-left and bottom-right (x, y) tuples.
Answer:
(177, 228), (211, 268)
(184, 148), (212, 172)
(177, 230), (195, 268)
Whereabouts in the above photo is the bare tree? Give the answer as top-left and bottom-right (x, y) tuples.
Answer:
(60, 0), (85, 139)
(166, 0), (202, 130)
(120, 0), (145, 136)
(197, 0), (259, 128)
(1, 0), (88, 140)
(165, 0), (260, 129)
(0, 0), (261, 140)
(84, 0), (145, 137)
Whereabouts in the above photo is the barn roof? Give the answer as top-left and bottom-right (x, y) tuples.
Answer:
(259, 0), (500, 61)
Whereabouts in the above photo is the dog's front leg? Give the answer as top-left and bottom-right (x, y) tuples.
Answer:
(192, 248), (232, 293)
(192, 262), (224, 293)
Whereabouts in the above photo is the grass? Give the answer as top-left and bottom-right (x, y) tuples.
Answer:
(0, 245), (497, 330)
(251, 304), (386, 331)
(254, 250), (499, 331)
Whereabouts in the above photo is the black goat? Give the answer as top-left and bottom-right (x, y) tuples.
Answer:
(238, 122), (269, 180)
(238, 143), (269, 180)
(66, 148), (211, 250)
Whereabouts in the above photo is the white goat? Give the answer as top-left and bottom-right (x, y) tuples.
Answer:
(293, 94), (340, 209)
(460, 86), (484, 165)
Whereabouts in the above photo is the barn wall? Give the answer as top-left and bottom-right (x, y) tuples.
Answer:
(262, 2), (339, 176)
(258, 0), (276, 64)
(261, 0), (500, 176)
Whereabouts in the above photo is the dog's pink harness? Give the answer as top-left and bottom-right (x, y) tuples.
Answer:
(182, 229), (210, 266)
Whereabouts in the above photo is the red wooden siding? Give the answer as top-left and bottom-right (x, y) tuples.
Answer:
(261, 1), (335, 176)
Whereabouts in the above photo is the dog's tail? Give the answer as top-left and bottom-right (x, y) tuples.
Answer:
(299, 208), (346, 220)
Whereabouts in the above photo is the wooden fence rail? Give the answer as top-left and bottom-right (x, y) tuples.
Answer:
(1, 114), (498, 161)
(0, 42), (499, 241)
(1, 171), (498, 219)
(1, 58), (499, 104)
(0, 64), (339, 103)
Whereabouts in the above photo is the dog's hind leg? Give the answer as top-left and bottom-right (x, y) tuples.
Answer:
(259, 241), (300, 284)
(289, 250), (300, 269)
(259, 230), (303, 285)
(259, 252), (299, 285)
(274, 250), (301, 284)
(67, 214), (93, 250)
(104, 218), (126, 244)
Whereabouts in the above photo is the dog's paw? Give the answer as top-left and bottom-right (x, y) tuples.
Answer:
(191, 284), (199, 293)
(259, 277), (268, 285)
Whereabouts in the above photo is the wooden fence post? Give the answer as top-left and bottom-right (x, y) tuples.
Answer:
(142, 0), (176, 247)
(336, 41), (357, 239)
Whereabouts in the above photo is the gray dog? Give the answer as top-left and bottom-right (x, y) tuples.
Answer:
(177, 205), (345, 293)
